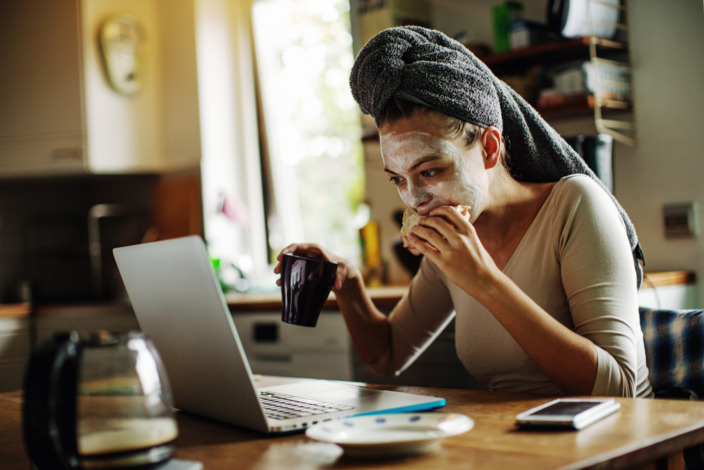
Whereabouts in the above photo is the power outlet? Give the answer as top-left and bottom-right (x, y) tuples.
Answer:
(663, 202), (698, 239)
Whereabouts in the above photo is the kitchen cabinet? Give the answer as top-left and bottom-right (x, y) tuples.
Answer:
(351, 0), (431, 54)
(0, 0), (201, 177)
(0, 305), (31, 393)
(231, 309), (483, 389)
(232, 311), (354, 381)
(226, 289), (486, 389)
(638, 271), (698, 310)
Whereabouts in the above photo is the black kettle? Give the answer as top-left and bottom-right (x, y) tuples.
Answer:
(23, 331), (178, 469)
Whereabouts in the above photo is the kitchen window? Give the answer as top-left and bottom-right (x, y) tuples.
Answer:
(252, 0), (365, 265)
(197, 0), (364, 288)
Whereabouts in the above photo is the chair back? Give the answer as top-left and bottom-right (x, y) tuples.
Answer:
(639, 307), (704, 399)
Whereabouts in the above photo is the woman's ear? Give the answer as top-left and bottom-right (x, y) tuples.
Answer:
(481, 127), (502, 169)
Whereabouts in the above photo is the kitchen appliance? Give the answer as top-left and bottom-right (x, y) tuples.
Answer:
(565, 134), (614, 192)
(547, 0), (621, 39)
(24, 203), (152, 302)
(88, 203), (153, 299)
(23, 331), (177, 469)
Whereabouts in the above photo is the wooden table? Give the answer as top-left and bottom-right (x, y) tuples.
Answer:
(3, 385), (704, 470)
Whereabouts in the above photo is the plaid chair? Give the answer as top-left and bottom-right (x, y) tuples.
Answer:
(640, 307), (704, 398)
(639, 307), (704, 469)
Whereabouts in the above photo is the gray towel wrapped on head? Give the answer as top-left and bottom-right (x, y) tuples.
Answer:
(350, 25), (643, 283)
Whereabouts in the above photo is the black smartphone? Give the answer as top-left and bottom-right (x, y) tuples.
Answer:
(515, 398), (621, 430)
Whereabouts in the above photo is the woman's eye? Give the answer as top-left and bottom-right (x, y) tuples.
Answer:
(388, 176), (403, 186)
(421, 169), (440, 178)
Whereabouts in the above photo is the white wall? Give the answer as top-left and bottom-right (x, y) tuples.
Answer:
(618, 0), (704, 305)
(550, 0), (704, 306)
(195, 0), (269, 276)
(505, 0), (704, 306)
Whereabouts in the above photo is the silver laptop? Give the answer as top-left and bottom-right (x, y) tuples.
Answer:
(113, 236), (445, 433)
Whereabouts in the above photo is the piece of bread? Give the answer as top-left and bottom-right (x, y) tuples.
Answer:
(400, 205), (470, 238)
(400, 208), (423, 238)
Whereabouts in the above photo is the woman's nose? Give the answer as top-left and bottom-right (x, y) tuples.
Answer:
(407, 184), (431, 211)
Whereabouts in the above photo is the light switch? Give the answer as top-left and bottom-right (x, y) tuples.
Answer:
(663, 202), (698, 239)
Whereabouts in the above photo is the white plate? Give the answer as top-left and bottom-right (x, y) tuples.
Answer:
(305, 413), (474, 458)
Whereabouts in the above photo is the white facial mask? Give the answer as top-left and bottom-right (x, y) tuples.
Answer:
(380, 131), (483, 220)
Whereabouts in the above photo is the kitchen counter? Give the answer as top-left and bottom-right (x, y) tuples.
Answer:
(642, 270), (696, 288)
(640, 270), (698, 309)
(0, 270), (692, 316)
(0, 303), (31, 319)
(226, 270), (697, 312)
(225, 285), (407, 311)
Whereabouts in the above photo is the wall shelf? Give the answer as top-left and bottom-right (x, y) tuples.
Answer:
(478, 36), (626, 75)
(476, 1), (636, 146)
(537, 93), (631, 119)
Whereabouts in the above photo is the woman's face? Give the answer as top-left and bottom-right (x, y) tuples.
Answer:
(379, 111), (486, 220)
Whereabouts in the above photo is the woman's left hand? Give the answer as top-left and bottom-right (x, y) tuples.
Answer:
(405, 206), (499, 294)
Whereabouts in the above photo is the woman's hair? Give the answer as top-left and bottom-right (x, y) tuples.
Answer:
(380, 98), (508, 165)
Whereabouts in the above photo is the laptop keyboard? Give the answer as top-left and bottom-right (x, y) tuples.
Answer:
(259, 391), (354, 421)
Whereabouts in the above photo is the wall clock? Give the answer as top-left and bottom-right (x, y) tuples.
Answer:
(98, 14), (146, 96)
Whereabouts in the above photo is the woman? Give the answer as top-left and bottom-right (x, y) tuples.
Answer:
(275, 26), (652, 398)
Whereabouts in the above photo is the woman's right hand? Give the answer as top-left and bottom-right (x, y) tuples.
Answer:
(273, 243), (360, 291)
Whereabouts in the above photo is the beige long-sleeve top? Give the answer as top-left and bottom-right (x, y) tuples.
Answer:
(371, 175), (653, 398)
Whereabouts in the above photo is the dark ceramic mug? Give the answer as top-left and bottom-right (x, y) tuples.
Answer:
(280, 253), (337, 327)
